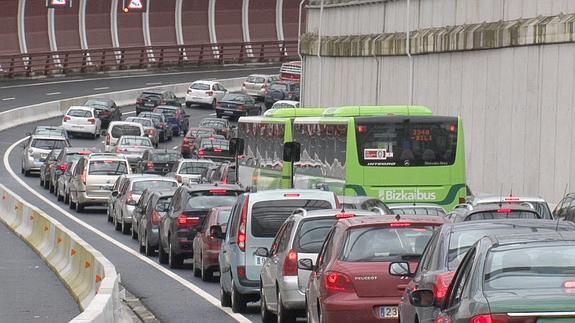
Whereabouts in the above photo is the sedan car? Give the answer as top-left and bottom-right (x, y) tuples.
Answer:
(304, 215), (445, 323)
(61, 106), (101, 139)
(135, 149), (182, 176)
(462, 194), (553, 219)
(185, 80), (227, 108)
(399, 219), (575, 323)
(137, 188), (176, 256)
(136, 90), (180, 115)
(138, 111), (173, 142)
(264, 81), (300, 109)
(39, 149), (62, 189)
(114, 135), (154, 169)
(192, 206), (232, 281)
(125, 116), (159, 147)
(196, 138), (232, 162)
(83, 98), (121, 128)
(241, 74), (278, 100)
(198, 118), (232, 139)
(167, 159), (216, 185)
(216, 93), (260, 119)
(423, 232), (575, 323)
(181, 127), (217, 158)
(21, 135), (69, 176)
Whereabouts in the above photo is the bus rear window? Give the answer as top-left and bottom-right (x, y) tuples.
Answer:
(356, 119), (458, 167)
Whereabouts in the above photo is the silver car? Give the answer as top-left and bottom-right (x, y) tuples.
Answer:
(241, 74), (279, 99)
(112, 175), (178, 235)
(56, 159), (79, 204)
(167, 159), (215, 185)
(21, 135), (69, 176)
(125, 116), (159, 147)
(114, 135), (154, 169)
(388, 203), (447, 217)
(258, 209), (381, 322)
(68, 154), (131, 212)
(460, 194), (553, 219)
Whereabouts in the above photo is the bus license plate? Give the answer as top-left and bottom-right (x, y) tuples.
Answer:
(380, 306), (398, 318)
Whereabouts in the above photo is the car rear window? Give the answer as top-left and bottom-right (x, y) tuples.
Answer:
(341, 225), (436, 262)
(247, 76), (266, 83)
(191, 83), (211, 90)
(222, 94), (247, 102)
(68, 109), (92, 118)
(119, 137), (152, 147)
(270, 83), (288, 91)
(185, 190), (241, 210)
(251, 199), (333, 238)
(189, 129), (215, 138)
(31, 139), (66, 149)
(392, 207), (446, 217)
(111, 125), (142, 138)
(201, 139), (229, 149)
(132, 180), (177, 194)
(127, 118), (153, 127)
(88, 160), (129, 175)
(179, 161), (213, 175)
(152, 153), (181, 163)
(217, 209), (232, 225)
(294, 218), (338, 253)
(464, 210), (539, 221)
(199, 119), (226, 129)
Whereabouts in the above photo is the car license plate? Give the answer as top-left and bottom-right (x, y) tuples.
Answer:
(145, 102), (154, 107)
(380, 306), (398, 318)
(223, 110), (234, 115)
(255, 256), (267, 266)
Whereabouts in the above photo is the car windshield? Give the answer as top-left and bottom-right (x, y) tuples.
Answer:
(222, 94), (246, 102)
(142, 93), (161, 100)
(132, 180), (177, 194)
(185, 190), (241, 209)
(152, 152), (181, 163)
(119, 137), (152, 147)
(179, 161), (213, 175)
(88, 160), (129, 175)
(483, 244), (575, 291)
(67, 109), (92, 117)
(464, 210), (539, 221)
(31, 139), (66, 149)
(247, 76), (266, 83)
(392, 207), (446, 217)
(111, 125), (141, 138)
(251, 199), (333, 238)
(154, 108), (176, 115)
(191, 83), (210, 90)
(341, 225), (435, 262)
(270, 83), (288, 91)
(295, 218), (338, 253)
(84, 99), (111, 108)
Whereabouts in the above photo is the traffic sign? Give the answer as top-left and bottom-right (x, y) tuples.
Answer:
(122, 0), (145, 13)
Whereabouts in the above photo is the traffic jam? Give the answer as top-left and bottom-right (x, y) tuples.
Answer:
(21, 61), (575, 323)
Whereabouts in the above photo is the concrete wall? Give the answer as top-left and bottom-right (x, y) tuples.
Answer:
(302, 0), (575, 204)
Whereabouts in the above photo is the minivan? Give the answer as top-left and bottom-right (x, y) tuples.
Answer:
(105, 121), (144, 152)
(214, 189), (338, 313)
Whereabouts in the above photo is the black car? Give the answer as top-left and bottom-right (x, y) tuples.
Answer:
(49, 147), (96, 195)
(136, 149), (182, 175)
(196, 138), (233, 162)
(84, 98), (122, 127)
(158, 184), (244, 268)
(134, 187), (176, 256)
(138, 111), (173, 142)
(215, 93), (260, 119)
(398, 219), (575, 323)
(198, 118), (233, 139)
(264, 80), (300, 108)
(136, 90), (180, 115)
(411, 231), (575, 323)
(39, 149), (62, 189)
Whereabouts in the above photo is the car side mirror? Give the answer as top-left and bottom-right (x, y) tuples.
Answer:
(298, 258), (314, 271)
(210, 225), (225, 240)
(255, 247), (269, 258)
(111, 191), (118, 197)
(389, 262), (413, 277)
(409, 289), (435, 307)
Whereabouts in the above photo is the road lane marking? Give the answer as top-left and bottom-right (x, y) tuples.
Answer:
(146, 82), (163, 86)
(172, 146), (179, 150)
(209, 113), (216, 116)
(124, 111), (136, 115)
(4, 138), (251, 323)
(93, 87), (110, 91)
(46, 92), (61, 96)
(2, 97), (15, 101)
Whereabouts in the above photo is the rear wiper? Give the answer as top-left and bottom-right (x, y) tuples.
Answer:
(399, 254), (422, 260)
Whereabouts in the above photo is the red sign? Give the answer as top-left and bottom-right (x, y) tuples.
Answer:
(122, 0), (145, 13)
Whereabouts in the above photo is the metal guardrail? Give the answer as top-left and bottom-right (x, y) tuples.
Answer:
(0, 40), (298, 78)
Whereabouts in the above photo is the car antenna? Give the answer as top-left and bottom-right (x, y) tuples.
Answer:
(556, 183), (569, 231)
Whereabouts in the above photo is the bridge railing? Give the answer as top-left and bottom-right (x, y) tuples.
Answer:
(0, 40), (298, 78)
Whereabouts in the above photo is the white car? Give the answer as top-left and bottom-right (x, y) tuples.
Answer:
(270, 100), (300, 109)
(61, 106), (101, 139)
(185, 80), (227, 108)
(105, 121), (145, 152)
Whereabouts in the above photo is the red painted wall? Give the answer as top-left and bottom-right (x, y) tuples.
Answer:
(117, 2), (144, 47)
(214, 0), (243, 43)
(85, 0), (113, 49)
(249, 0), (277, 42)
(181, 0), (210, 44)
(24, 0), (50, 53)
(54, 5), (80, 50)
(149, 0), (177, 46)
(0, 0), (19, 54)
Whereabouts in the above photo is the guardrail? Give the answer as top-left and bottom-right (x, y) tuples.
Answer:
(0, 40), (298, 78)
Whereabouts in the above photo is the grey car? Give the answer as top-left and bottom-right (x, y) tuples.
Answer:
(56, 160), (79, 204)
(21, 135), (69, 176)
(125, 116), (160, 147)
(214, 189), (338, 313)
(137, 188), (176, 256)
(389, 203), (447, 217)
(115, 135), (154, 169)
(259, 209), (381, 323)
(460, 194), (553, 219)
(39, 149), (62, 189)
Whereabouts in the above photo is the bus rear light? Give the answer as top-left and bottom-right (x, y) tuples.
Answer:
(357, 125), (367, 133)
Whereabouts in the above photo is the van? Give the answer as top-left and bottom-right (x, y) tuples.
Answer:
(105, 121), (144, 152)
(215, 189), (338, 313)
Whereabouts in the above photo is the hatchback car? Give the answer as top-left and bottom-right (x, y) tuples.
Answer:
(185, 80), (228, 108)
(304, 215), (445, 323)
(398, 219), (575, 323)
(39, 149), (62, 189)
(49, 148), (95, 195)
(423, 232), (575, 323)
(462, 194), (553, 220)
(136, 188), (176, 256)
(450, 203), (541, 223)
(136, 149), (182, 175)
(158, 184), (245, 268)
(167, 159), (216, 185)
(30, 125), (68, 139)
(83, 98), (121, 128)
(339, 196), (393, 214)
(21, 135), (69, 176)
(241, 74), (278, 100)
(138, 111), (172, 142)
(153, 105), (189, 136)
(197, 138), (232, 162)
(61, 106), (101, 139)
(181, 127), (217, 158)
(125, 116), (159, 147)
(192, 206), (233, 281)
(264, 81), (300, 109)
(198, 118), (232, 139)
(105, 121), (145, 152)
(136, 90), (180, 115)
(114, 135), (154, 168)
(259, 209), (382, 323)
(68, 154), (131, 212)
(107, 173), (143, 223)
(215, 93), (260, 119)
(389, 203), (447, 217)
(56, 159), (79, 203)
(216, 189), (339, 313)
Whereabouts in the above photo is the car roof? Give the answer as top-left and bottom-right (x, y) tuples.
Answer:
(340, 214), (447, 228)
(469, 194), (547, 204)
(192, 80), (217, 85)
(130, 176), (177, 183)
(482, 231), (575, 248)
(109, 121), (142, 127)
(272, 80), (298, 85)
(182, 183), (244, 192)
(65, 147), (95, 153)
(30, 135), (67, 140)
(245, 189), (336, 201)
(88, 154), (127, 161)
(467, 203), (537, 213)
(150, 149), (180, 154)
(201, 117), (226, 122)
(293, 208), (381, 220)
(155, 105), (178, 110)
(179, 158), (215, 163)
(142, 90), (169, 95)
(68, 105), (94, 111)
(445, 219), (575, 232)
(212, 206), (233, 211)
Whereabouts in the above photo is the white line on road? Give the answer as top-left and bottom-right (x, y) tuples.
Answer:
(124, 111), (137, 115)
(46, 92), (61, 96)
(209, 113), (216, 116)
(4, 138), (251, 323)
(93, 87), (110, 91)
(145, 82), (163, 86)
(2, 97), (15, 101)
(172, 146), (179, 150)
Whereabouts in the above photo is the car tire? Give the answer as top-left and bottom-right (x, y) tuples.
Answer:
(231, 282), (247, 313)
(212, 100), (217, 110)
(158, 238), (169, 264)
(64, 192), (69, 205)
(50, 182), (55, 194)
(68, 194), (76, 209)
(44, 179), (50, 189)
(40, 177), (45, 187)
(57, 190), (63, 202)
(114, 216), (122, 231)
(131, 224), (138, 240)
(21, 164), (24, 174)
(220, 282), (232, 307)
(121, 219), (130, 235)
(260, 285), (276, 323)
(168, 240), (183, 269)
(193, 257), (201, 277)
(75, 201), (84, 213)
(24, 169), (31, 177)
(144, 232), (155, 257)
(138, 231), (145, 253)
(107, 208), (113, 223)
(200, 255), (213, 282)
(277, 290), (296, 323)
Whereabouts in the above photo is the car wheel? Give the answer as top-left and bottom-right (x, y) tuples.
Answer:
(193, 256), (201, 277)
(168, 240), (183, 269)
(121, 219), (130, 235)
(185, 102), (191, 108)
(114, 216), (121, 231)
(44, 178), (50, 189)
(24, 169), (31, 177)
(216, 113), (222, 118)
(75, 200), (84, 213)
(277, 290), (296, 323)
(68, 194), (76, 209)
(131, 223), (138, 240)
(231, 282), (247, 313)
(107, 207), (113, 223)
(144, 232), (155, 257)
(260, 284), (276, 323)
(212, 100), (217, 110)
(200, 255), (213, 282)
(50, 182), (55, 194)
(158, 238), (168, 264)
(64, 192), (69, 204)
(220, 282), (232, 307)
(57, 189), (63, 201)
(21, 163), (24, 174)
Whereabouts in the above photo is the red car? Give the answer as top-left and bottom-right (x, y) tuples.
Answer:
(192, 206), (232, 281)
(302, 215), (445, 323)
(181, 127), (216, 158)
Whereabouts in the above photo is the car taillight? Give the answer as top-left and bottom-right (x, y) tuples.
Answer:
(324, 271), (354, 294)
(206, 91), (213, 96)
(59, 164), (68, 172)
(88, 118), (96, 124)
(238, 104), (245, 110)
(237, 196), (249, 251)
(183, 137), (190, 146)
(237, 266), (246, 279)
(282, 249), (298, 276)
(147, 161), (154, 170)
(434, 272), (456, 302)
(63, 115), (71, 122)
(287, 91), (294, 98)
(151, 210), (161, 225)
(147, 128), (156, 136)
(115, 147), (125, 153)
(177, 214), (200, 228)
(126, 192), (136, 205)
(136, 98), (143, 104)
(198, 149), (205, 156)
